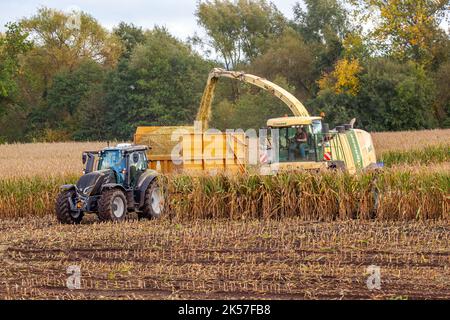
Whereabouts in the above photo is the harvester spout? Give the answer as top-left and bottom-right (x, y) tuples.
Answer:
(196, 68), (311, 129)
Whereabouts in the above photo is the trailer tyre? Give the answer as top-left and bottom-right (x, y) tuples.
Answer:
(56, 190), (84, 224)
(98, 189), (127, 222)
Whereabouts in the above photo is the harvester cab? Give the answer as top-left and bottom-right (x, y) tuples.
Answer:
(265, 116), (377, 174)
(266, 116), (324, 164)
(56, 144), (164, 224)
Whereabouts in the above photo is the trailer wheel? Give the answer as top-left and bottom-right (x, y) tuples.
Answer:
(56, 190), (84, 224)
(140, 182), (165, 219)
(98, 189), (127, 222)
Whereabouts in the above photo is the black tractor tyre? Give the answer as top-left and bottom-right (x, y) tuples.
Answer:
(98, 189), (128, 222)
(55, 190), (84, 224)
(139, 182), (165, 220)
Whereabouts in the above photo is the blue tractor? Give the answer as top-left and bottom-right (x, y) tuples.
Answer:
(55, 144), (163, 224)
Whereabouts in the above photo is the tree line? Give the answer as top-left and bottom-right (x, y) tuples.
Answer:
(0, 0), (448, 143)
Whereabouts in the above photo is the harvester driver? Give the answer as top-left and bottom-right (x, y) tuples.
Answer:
(296, 127), (308, 159)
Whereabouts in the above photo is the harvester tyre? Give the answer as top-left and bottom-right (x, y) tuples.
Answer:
(98, 189), (127, 222)
(139, 182), (164, 220)
(56, 190), (84, 224)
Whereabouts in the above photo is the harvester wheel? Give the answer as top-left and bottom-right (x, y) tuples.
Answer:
(55, 190), (84, 224)
(98, 189), (127, 222)
(139, 182), (164, 220)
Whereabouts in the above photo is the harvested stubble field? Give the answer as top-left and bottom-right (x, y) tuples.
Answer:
(0, 129), (448, 300)
(0, 217), (448, 299)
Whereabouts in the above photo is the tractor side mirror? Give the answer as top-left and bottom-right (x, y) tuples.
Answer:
(82, 153), (87, 165)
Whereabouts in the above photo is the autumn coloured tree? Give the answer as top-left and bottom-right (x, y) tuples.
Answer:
(349, 0), (449, 66)
(318, 58), (364, 95)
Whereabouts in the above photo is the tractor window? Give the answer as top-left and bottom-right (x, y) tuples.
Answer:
(98, 150), (125, 172)
(130, 152), (147, 171)
(129, 152), (147, 187)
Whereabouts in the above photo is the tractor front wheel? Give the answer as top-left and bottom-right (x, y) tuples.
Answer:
(98, 189), (127, 222)
(55, 190), (84, 224)
(139, 182), (165, 220)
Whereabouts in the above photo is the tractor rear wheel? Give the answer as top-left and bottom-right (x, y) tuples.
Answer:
(98, 189), (127, 222)
(139, 182), (164, 220)
(55, 190), (84, 224)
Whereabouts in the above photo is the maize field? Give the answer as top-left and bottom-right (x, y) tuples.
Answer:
(164, 169), (448, 221)
(0, 129), (448, 299)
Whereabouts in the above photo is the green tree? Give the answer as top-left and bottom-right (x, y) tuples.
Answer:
(0, 23), (32, 142)
(294, 0), (350, 43)
(73, 82), (109, 141)
(103, 27), (213, 140)
(306, 91), (356, 129)
(293, 0), (350, 76)
(0, 104), (29, 142)
(358, 60), (438, 130)
(249, 28), (316, 100)
(0, 23), (32, 105)
(18, 7), (122, 115)
(45, 60), (106, 135)
(20, 60), (106, 141)
(101, 59), (140, 140)
(309, 59), (439, 131)
(432, 61), (450, 127)
(9, 7), (124, 141)
(114, 22), (145, 58)
(194, 0), (286, 69)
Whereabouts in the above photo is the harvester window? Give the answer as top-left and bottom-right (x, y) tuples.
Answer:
(312, 120), (323, 134)
(278, 126), (316, 163)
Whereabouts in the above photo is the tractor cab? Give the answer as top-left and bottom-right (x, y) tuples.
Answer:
(82, 144), (149, 187)
(266, 116), (325, 165)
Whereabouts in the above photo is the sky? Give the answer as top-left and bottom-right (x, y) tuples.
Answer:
(0, 0), (302, 40)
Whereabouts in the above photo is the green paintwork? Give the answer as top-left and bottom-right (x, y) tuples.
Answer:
(346, 130), (364, 170)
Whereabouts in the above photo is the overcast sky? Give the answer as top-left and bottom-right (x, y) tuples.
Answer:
(0, 0), (303, 40)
